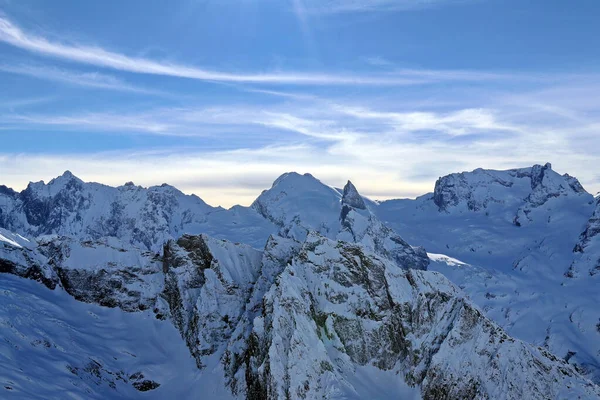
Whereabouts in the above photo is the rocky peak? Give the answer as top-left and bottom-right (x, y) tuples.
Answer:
(563, 173), (586, 193)
(0, 174), (218, 252)
(46, 170), (84, 189)
(341, 180), (366, 210)
(0, 185), (17, 197)
(530, 163), (552, 190)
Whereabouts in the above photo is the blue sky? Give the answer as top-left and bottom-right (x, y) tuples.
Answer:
(1, 0), (599, 206)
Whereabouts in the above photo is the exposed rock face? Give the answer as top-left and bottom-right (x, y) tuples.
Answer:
(341, 180), (366, 210)
(338, 181), (428, 271)
(569, 198), (600, 276)
(0, 228), (58, 290)
(161, 234), (262, 368)
(576, 198), (600, 252)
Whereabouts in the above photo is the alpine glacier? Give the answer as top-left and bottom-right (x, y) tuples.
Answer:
(1, 164), (599, 399)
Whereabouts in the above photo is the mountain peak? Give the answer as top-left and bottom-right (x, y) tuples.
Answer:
(271, 172), (318, 188)
(530, 162), (553, 190)
(342, 180), (366, 210)
(47, 170), (83, 186)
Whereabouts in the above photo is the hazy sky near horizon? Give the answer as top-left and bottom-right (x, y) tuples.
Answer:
(1, 0), (599, 207)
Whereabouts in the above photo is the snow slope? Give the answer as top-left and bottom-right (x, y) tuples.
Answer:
(0, 273), (232, 400)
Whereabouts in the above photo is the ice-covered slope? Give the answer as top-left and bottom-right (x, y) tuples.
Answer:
(429, 252), (600, 384)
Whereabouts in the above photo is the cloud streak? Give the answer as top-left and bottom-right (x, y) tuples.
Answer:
(1, 120), (598, 209)
(298, 0), (471, 14)
(0, 64), (165, 94)
(0, 16), (421, 85)
(0, 100), (520, 142)
(0, 15), (546, 87)
(2, 81), (600, 207)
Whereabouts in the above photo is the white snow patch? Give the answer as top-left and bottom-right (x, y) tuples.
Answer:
(427, 253), (468, 267)
(0, 233), (21, 248)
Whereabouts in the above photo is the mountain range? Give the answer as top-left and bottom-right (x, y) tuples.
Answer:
(1, 163), (599, 399)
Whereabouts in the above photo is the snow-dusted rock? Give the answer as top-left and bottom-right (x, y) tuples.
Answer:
(1, 167), (600, 398)
(430, 163), (589, 225)
(162, 234), (262, 368)
(39, 236), (163, 311)
(341, 180), (366, 210)
(0, 228), (58, 289)
(252, 175), (428, 270)
(225, 233), (600, 399)
(0, 171), (217, 252)
(569, 197), (600, 277)
(377, 164), (600, 384)
(0, 227), (164, 311)
(339, 181), (428, 271)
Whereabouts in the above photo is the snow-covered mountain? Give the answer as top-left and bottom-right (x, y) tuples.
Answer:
(1, 165), (600, 399)
(377, 163), (600, 383)
(0, 171), (274, 251)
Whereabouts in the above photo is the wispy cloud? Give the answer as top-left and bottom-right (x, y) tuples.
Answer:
(331, 105), (522, 136)
(0, 15), (541, 86)
(364, 56), (394, 67)
(0, 100), (516, 141)
(1, 92), (599, 207)
(0, 16), (419, 85)
(298, 0), (471, 14)
(1, 115), (598, 208)
(0, 64), (166, 95)
(0, 95), (54, 110)
(4, 112), (177, 135)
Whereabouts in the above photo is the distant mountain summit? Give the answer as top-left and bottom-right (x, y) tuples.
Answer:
(432, 163), (588, 219)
